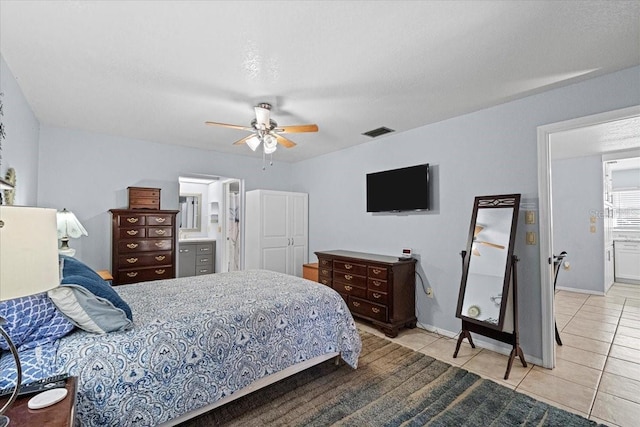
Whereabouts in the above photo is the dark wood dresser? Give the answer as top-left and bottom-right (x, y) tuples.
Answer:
(110, 209), (179, 285)
(315, 250), (417, 337)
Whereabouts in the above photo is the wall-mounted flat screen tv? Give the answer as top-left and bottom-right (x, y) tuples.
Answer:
(366, 164), (430, 212)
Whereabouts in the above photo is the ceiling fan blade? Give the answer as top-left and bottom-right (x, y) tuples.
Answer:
(232, 134), (256, 145)
(477, 241), (505, 250)
(276, 124), (319, 133)
(472, 248), (481, 256)
(205, 121), (254, 132)
(274, 133), (297, 148)
(474, 225), (484, 237)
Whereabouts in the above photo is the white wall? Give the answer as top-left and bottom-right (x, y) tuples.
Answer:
(552, 155), (604, 293)
(36, 126), (293, 271)
(0, 55), (40, 206)
(291, 65), (640, 360)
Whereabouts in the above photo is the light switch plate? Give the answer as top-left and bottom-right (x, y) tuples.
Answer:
(525, 211), (535, 224)
(526, 231), (537, 245)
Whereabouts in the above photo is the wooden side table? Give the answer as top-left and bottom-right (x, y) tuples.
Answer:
(1, 377), (77, 426)
(96, 270), (113, 283)
(303, 262), (319, 282)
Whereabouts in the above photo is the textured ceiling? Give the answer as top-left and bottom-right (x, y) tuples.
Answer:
(1, 1), (638, 162)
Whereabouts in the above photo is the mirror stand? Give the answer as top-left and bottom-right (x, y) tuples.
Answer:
(454, 253), (526, 379)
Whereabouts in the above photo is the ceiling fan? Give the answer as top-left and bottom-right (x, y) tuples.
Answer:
(472, 225), (505, 256)
(205, 103), (318, 156)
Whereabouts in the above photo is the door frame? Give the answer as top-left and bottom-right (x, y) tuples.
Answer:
(537, 105), (640, 368)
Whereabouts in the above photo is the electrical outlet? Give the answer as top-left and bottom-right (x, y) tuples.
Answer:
(426, 287), (434, 298)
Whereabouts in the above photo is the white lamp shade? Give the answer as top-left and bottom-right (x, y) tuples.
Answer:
(0, 206), (61, 301)
(254, 105), (270, 128)
(57, 209), (88, 239)
(263, 134), (278, 154)
(246, 135), (261, 151)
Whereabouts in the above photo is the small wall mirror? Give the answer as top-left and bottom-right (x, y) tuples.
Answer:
(179, 193), (201, 231)
(456, 194), (521, 331)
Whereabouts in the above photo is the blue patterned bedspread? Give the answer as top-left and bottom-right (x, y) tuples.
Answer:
(54, 270), (362, 426)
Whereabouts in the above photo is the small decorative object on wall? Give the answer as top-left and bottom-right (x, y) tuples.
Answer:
(0, 92), (16, 202)
(3, 168), (16, 205)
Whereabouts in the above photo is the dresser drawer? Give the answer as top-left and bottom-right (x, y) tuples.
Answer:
(119, 227), (146, 239)
(368, 277), (389, 293)
(367, 289), (389, 305)
(118, 252), (172, 268)
(147, 214), (174, 226)
(368, 265), (389, 279)
(334, 282), (367, 299)
(117, 214), (146, 227)
(334, 260), (367, 276)
(319, 267), (332, 278)
(349, 297), (387, 322)
(147, 226), (173, 238)
(117, 266), (174, 284)
(118, 239), (173, 253)
(318, 258), (332, 269)
(333, 271), (366, 288)
(319, 276), (332, 287)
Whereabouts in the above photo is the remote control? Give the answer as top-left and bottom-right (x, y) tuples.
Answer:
(0, 373), (69, 398)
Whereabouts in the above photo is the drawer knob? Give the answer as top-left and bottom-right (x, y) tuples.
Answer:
(155, 269), (165, 274)
(322, 269), (329, 275)
(344, 264), (353, 270)
(126, 218), (139, 223)
(371, 307), (380, 314)
(126, 272), (138, 277)
(344, 285), (353, 291)
(200, 258), (209, 262)
(154, 229), (166, 235)
(352, 301), (360, 307)
(127, 243), (139, 249)
(155, 242), (166, 248)
(154, 217), (166, 223)
(199, 269), (208, 273)
(373, 292), (381, 299)
(155, 255), (166, 261)
(126, 230), (139, 236)
(372, 268), (381, 274)
(126, 257), (138, 264)
(372, 280), (381, 287)
(200, 247), (209, 252)
(344, 274), (353, 280)
(321, 279), (329, 285)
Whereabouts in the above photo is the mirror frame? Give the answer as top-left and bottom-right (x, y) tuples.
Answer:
(178, 193), (202, 232)
(456, 194), (521, 331)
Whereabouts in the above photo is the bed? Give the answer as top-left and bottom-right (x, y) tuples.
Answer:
(1, 267), (362, 426)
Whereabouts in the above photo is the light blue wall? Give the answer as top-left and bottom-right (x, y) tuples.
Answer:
(291, 66), (640, 360)
(36, 126), (293, 271)
(552, 155), (604, 293)
(0, 55), (40, 206)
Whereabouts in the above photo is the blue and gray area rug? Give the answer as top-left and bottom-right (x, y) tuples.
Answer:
(182, 331), (604, 426)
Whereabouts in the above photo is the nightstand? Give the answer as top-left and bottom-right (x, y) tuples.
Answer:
(96, 270), (113, 283)
(0, 376), (77, 426)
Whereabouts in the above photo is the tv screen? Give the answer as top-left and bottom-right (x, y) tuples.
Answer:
(366, 164), (430, 212)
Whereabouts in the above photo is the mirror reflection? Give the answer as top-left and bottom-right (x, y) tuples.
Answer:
(179, 193), (201, 231)
(460, 206), (514, 325)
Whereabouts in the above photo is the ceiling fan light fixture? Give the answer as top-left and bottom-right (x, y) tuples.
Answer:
(246, 135), (261, 151)
(255, 104), (271, 127)
(263, 134), (278, 154)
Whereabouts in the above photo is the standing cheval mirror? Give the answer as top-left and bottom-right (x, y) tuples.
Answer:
(454, 194), (526, 379)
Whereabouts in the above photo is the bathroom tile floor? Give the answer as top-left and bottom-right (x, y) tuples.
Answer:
(356, 283), (640, 427)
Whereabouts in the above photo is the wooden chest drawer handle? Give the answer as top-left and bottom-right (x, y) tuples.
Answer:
(126, 218), (139, 224)
(154, 217), (166, 223)
(155, 242), (166, 248)
(344, 274), (353, 280)
(127, 243), (139, 249)
(352, 301), (360, 307)
(344, 264), (353, 270)
(154, 229), (166, 235)
(126, 230), (139, 236)
(372, 292), (381, 299)
(372, 268), (381, 274)
(126, 257), (138, 264)
(344, 285), (353, 291)
(371, 307), (380, 314)
(155, 269), (165, 275)
(321, 279), (329, 285)
(155, 255), (166, 261)
(372, 280), (381, 287)
(321, 260), (329, 266)
(126, 272), (138, 278)
(321, 269), (329, 275)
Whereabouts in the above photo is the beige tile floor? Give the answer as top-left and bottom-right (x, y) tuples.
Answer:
(357, 283), (640, 427)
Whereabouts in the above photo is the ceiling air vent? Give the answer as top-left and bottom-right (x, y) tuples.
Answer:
(362, 126), (395, 138)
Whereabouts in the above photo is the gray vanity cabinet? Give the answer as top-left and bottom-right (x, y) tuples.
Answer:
(178, 241), (215, 277)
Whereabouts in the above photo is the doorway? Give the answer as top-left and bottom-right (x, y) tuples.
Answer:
(537, 105), (640, 368)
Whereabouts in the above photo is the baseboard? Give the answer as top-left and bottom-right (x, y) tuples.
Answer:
(555, 285), (605, 296)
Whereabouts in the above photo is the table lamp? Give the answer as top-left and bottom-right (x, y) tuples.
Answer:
(0, 206), (61, 427)
(56, 208), (88, 257)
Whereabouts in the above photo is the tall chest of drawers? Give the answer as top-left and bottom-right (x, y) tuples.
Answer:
(110, 209), (179, 285)
(315, 250), (417, 337)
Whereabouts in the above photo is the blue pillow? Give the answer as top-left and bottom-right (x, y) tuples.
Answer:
(60, 256), (132, 320)
(0, 293), (75, 352)
(48, 256), (133, 334)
